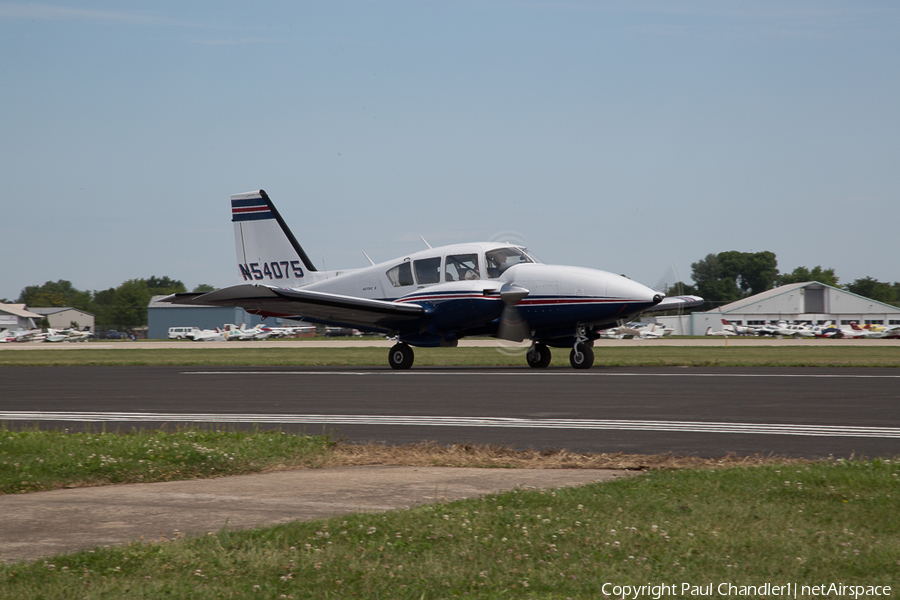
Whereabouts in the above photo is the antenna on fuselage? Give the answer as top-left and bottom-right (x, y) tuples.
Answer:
(420, 235), (432, 249)
(363, 252), (375, 266)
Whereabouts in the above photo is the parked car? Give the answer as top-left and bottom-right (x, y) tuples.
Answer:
(168, 326), (198, 339)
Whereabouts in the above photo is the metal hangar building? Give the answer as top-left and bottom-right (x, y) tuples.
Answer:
(653, 282), (900, 335)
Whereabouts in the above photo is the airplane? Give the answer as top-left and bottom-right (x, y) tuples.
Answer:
(598, 323), (641, 339)
(0, 328), (44, 342)
(705, 325), (737, 336)
(223, 324), (273, 341)
(43, 328), (93, 343)
(720, 319), (758, 336)
(754, 320), (803, 338)
(809, 321), (843, 338)
(188, 327), (227, 342)
(846, 322), (900, 339)
(260, 324), (316, 338)
(161, 189), (704, 369)
(635, 322), (673, 339)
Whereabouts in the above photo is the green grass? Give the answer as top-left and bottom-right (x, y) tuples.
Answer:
(0, 427), (334, 494)
(1, 460), (897, 598)
(1, 346), (899, 367)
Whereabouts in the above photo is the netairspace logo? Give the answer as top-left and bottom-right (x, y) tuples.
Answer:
(601, 582), (892, 599)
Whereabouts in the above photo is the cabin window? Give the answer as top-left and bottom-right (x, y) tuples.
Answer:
(485, 247), (535, 278)
(414, 257), (441, 284)
(445, 254), (480, 281)
(386, 262), (414, 287)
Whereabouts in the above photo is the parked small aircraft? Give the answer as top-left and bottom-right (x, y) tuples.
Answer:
(187, 327), (226, 342)
(847, 322), (900, 339)
(223, 324), (272, 341)
(162, 190), (703, 368)
(705, 326), (737, 336)
(260, 324), (316, 338)
(43, 328), (92, 342)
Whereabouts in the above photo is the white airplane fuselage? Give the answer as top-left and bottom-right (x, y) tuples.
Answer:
(237, 240), (663, 347)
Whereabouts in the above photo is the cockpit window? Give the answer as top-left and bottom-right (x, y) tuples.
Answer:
(386, 262), (414, 287)
(445, 253), (480, 281)
(485, 247), (535, 278)
(413, 257), (441, 284)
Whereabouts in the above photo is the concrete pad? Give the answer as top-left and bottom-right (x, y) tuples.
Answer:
(0, 466), (625, 563)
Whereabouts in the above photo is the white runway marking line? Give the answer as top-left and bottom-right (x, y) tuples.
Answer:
(182, 370), (900, 379)
(2, 412), (899, 438)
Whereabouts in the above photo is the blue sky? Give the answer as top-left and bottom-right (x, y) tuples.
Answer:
(2, 1), (898, 301)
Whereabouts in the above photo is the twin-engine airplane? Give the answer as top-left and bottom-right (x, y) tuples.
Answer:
(161, 190), (703, 369)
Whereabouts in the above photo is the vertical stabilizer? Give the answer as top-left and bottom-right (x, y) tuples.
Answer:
(231, 190), (317, 286)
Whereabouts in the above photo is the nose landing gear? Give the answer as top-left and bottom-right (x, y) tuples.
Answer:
(569, 326), (594, 369)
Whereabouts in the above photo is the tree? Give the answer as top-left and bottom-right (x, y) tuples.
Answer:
(665, 281), (697, 296)
(18, 280), (93, 311)
(92, 276), (187, 329)
(144, 276), (186, 296)
(718, 250), (778, 296)
(192, 283), (216, 293)
(690, 253), (741, 307)
(844, 277), (899, 306)
(778, 266), (839, 287)
(110, 279), (151, 329)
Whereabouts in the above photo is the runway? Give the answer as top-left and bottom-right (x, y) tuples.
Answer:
(2, 366), (898, 459)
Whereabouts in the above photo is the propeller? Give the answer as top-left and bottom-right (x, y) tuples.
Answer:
(497, 282), (530, 342)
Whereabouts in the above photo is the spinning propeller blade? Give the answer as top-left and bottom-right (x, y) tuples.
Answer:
(497, 283), (530, 342)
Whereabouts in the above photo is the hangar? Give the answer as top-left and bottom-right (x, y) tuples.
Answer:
(147, 295), (267, 339)
(657, 282), (900, 335)
(0, 303), (45, 331)
(28, 307), (95, 332)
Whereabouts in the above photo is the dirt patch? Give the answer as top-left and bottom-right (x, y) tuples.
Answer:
(319, 441), (816, 471)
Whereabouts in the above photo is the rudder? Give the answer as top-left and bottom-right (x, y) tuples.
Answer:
(232, 189), (317, 286)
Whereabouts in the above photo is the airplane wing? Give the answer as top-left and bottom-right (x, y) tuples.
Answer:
(640, 295), (704, 313)
(160, 284), (425, 332)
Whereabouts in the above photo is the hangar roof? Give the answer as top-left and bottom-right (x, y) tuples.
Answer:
(710, 281), (900, 315)
(0, 303), (44, 319)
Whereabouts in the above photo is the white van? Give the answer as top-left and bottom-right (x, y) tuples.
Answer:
(168, 326), (198, 339)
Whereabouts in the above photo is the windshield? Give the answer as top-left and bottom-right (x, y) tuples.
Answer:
(485, 247), (535, 278)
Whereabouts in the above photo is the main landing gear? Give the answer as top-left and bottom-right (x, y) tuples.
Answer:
(388, 342), (415, 370)
(526, 342), (552, 368)
(527, 328), (595, 370)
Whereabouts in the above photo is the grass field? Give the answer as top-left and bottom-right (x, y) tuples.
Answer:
(0, 427), (335, 494)
(1, 458), (897, 598)
(1, 345), (899, 367)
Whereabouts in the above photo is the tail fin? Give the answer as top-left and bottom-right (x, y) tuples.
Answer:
(232, 190), (317, 286)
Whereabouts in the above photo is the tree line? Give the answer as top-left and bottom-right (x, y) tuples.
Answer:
(5, 251), (899, 329)
(670, 251), (900, 308)
(3, 278), (215, 331)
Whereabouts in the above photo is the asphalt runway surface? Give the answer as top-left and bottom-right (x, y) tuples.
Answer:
(3, 366), (899, 458)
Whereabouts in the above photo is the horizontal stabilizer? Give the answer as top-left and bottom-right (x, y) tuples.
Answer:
(160, 284), (424, 331)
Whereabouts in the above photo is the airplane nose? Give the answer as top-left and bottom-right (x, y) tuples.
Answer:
(653, 294), (664, 305)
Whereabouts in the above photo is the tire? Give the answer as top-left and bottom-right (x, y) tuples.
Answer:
(388, 343), (415, 370)
(569, 343), (594, 369)
(526, 342), (552, 368)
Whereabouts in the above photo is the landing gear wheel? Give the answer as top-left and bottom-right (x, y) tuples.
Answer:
(388, 343), (415, 370)
(526, 342), (552, 368)
(569, 343), (594, 369)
